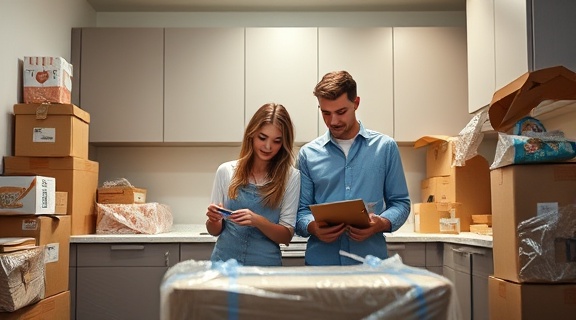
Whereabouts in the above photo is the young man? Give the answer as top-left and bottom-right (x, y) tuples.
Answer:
(296, 71), (411, 265)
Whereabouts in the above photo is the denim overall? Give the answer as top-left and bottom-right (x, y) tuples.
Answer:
(211, 183), (282, 266)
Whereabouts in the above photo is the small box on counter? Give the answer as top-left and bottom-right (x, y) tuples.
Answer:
(0, 176), (55, 215)
(23, 56), (73, 104)
(97, 187), (147, 204)
(413, 202), (461, 234)
(13, 103), (90, 158)
(0, 215), (71, 298)
(3, 157), (99, 235)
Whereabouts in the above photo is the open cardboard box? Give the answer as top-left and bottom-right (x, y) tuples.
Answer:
(488, 65), (576, 133)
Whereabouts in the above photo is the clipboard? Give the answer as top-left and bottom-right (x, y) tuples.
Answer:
(309, 199), (371, 228)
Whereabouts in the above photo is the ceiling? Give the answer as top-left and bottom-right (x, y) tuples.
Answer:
(86, 0), (466, 12)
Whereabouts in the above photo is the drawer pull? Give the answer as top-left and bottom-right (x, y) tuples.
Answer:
(110, 245), (145, 251)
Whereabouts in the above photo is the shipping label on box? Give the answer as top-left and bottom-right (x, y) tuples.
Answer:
(0, 176), (55, 215)
(13, 103), (90, 158)
(23, 56), (72, 104)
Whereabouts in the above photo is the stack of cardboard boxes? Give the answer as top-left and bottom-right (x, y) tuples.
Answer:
(413, 135), (492, 234)
(487, 67), (576, 319)
(0, 56), (99, 318)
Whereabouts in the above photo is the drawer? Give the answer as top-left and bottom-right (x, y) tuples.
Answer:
(471, 247), (493, 277)
(443, 243), (472, 273)
(180, 243), (214, 262)
(387, 242), (426, 267)
(70, 243), (77, 267)
(77, 243), (180, 267)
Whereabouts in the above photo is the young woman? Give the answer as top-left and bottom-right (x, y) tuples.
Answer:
(205, 103), (300, 266)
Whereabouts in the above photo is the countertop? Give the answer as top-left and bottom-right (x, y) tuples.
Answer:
(71, 224), (493, 248)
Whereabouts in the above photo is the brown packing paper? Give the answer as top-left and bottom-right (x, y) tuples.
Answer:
(488, 65), (576, 132)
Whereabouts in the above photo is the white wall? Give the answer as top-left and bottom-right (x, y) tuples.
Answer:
(0, 0), (96, 170)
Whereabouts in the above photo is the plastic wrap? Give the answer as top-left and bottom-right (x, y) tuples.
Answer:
(160, 254), (460, 320)
(96, 202), (173, 234)
(454, 110), (488, 166)
(0, 247), (45, 312)
(517, 204), (576, 283)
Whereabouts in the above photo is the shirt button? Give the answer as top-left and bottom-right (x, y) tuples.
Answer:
(346, 186), (350, 190)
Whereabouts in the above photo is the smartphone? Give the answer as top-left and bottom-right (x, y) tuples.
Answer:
(216, 207), (233, 218)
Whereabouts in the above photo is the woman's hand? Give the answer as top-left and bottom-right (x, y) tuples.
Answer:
(227, 208), (265, 227)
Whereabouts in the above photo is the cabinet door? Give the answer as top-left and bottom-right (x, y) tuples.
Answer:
(245, 28), (318, 144)
(75, 243), (179, 320)
(387, 242), (426, 267)
(79, 28), (164, 143)
(471, 248), (493, 320)
(69, 244), (77, 320)
(443, 243), (473, 320)
(466, 0), (496, 113)
(530, 0), (576, 71)
(180, 243), (214, 261)
(164, 28), (245, 143)
(318, 28), (394, 137)
(393, 27), (471, 142)
(494, 0), (528, 89)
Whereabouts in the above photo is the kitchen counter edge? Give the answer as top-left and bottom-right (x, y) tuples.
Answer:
(70, 224), (493, 248)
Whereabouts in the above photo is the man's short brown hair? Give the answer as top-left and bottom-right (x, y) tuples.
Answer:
(313, 70), (357, 102)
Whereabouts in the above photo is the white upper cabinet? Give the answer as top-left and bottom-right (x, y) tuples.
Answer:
(466, 0), (496, 113)
(467, 0), (576, 114)
(245, 28), (318, 144)
(318, 28), (394, 138)
(79, 28), (164, 143)
(164, 28), (245, 143)
(393, 27), (471, 142)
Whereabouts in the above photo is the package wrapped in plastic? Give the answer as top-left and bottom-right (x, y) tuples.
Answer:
(517, 204), (576, 283)
(96, 202), (173, 234)
(160, 254), (460, 320)
(490, 132), (576, 169)
(0, 247), (45, 312)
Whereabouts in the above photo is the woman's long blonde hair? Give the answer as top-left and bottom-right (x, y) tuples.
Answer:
(228, 103), (295, 208)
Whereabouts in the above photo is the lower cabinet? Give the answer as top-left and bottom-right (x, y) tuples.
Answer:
(73, 243), (180, 320)
(387, 242), (443, 274)
(442, 243), (493, 320)
(180, 242), (215, 261)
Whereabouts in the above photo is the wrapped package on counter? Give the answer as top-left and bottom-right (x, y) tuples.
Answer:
(96, 202), (173, 234)
(0, 247), (45, 312)
(160, 255), (460, 320)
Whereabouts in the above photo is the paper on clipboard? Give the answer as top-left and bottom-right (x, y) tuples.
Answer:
(309, 199), (371, 228)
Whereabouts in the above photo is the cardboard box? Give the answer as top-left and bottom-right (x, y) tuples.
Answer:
(3, 157), (99, 235)
(0, 215), (70, 298)
(489, 276), (576, 320)
(55, 192), (67, 214)
(414, 135), (457, 178)
(97, 187), (147, 204)
(419, 154), (491, 231)
(0, 247), (45, 312)
(23, 56), (73, 104)
(0, 176), (55, 215)
(488, 65), (576, 133)
(491, 163), (576, 283)
(0, 290), (70, 320)
(14, 103), (90, 158)
(413, 202), (461, 233)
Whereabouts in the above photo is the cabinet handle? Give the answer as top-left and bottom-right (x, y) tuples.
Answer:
(110, 245), (145, 251)
(165, 251), (169, 267)
(451, 247), (485, 256)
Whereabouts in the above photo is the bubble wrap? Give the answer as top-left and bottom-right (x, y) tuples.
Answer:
(454, 110), (488, 166)
(96, 202), (173, 234)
